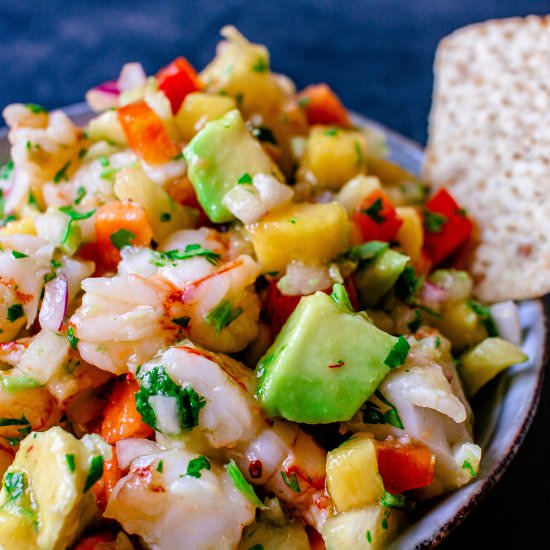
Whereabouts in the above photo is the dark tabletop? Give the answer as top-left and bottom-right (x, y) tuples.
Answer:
(3, 0), (550, 547)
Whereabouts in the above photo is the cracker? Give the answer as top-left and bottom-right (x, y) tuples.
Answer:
(423, 16), (550, 302)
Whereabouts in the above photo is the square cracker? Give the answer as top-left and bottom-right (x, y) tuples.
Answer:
(423, 16), (550, 302)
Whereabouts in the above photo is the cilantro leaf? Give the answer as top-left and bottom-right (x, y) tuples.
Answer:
(395, 266), (423, 302)
(424, 210), (448, 233)
(205, 300), (243, 332)
(0, 416), (29, 427)
(151, 244), (221, 267)
(462, 459), (477, 478)
(467, 300), (499, 337)
(65, 453), (76, 473)
(361, 197), (385, 224)
(53, 161), (71, 183)
(281, 471), (301, 493)
(59, 205), (96, 222)
(74, 186), (86, 205)
(251, 56), (268, 73)
(237, 172), (253, 185)
(83, 455), (104, 492)
(25, 103), (47, 114)
(380, 491), (415, 512)
(136, 366), (206, 433)
(67, 326), (79, 350)
(186, 456), (211, 478)
(363, 391), (404, 429)
(110, 229), (136, 250)
(11, 251), (28, 259)
(4, 471), (26, 501)
(0, 161), (14, 181)
(225, 459), (265, 508)
(384, 336), (410, 369)
(7, 304), (23, 323)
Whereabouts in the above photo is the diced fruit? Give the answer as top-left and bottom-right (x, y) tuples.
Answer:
(337, 175), (381, 214)
(0, 427), (110, 550)
(321, 505), (402, 550)
(423, 188), (473, 266)
(375, 440), (435, 494)
(113, 166), (197, 242)
(395, 206), (423, 263)
(326, 434), (384, 512)
(355, 248), (409, 308)
(367, 157), (418, 186)
(95, 200), (153, 269)
(184, 109), (276, 223)
(459, 337), (528, 397)
(255, 287), (397, 423)
(176, 92), (236, 141)
(117, 100), (179, 165)
(297, 84), (351, 127)
(247, 202), (350, 273)
(299, 126), (367, 190)
(0, 217), (36, 236)
(238, 520), (310, 550)
(353, 189), (403, 243)
(156, 57), (202, 114)
(86, 110), (128, 146)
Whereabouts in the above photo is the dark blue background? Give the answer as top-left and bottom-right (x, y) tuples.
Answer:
(3, 0), (550, 547)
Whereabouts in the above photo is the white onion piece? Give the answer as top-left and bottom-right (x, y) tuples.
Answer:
(85, 81), (120, 112)
(116, 438), (159, 470)
(149, 395), (180, 435)
(277, 261), (332, 296)
(39, 275), (68, 331)
(118, 62), (147, 92)
(490, 301), (522, 345)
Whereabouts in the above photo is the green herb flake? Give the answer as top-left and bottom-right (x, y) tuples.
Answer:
(225, 459), (265, 508)
(67, 326), (79, 350)
(152, 244), (221, 267)
(408, 310), (422, 333)
(110, 228), (136, 250)
(136, 366), (206, 433)
(173, 316), (190, 329)
(11, 251), (28, 259)
(330, 283), (354, 313)
(361, 197), (385, 224)
(7, 304), (23, 323)
(435, 335), (441, 348)
(462, 459), (477, 478)
(288, 218), (297, 224)
(59, 205), (96, 222)
(50, 259), (62, 269)
(205, 300), (243, 333)
(384, 336), (410, 369)
(381, 518), (389, 530)
(4, 471), (25, 501)
(364, 390), (404, 429)
(0, 416), (29, 427)
(343, 240), (388, 262)
(0, 161), (14, 181)
(186, 455), (211, 478)
(249, 545), (264, 550)
(53, 161), (71, 183)
(83, 455), (104, 492)
(156, 460), (164, 473)
(25, 103), (47, 114)
(251, 56), (268, 73)
(160, 212), (171, 223)
(238, 172), (253, 185)
(78, 148), (88, 159)
(100, 167), (119, 181)
(98, 155), (110, 167)
(467, 300), (499, 337)
(366, 530), (372, 544)
(324, 128), (339, 136)
(74, 186), (87, 205)
(252, 126), (277, 144)
(380, 490), (416, 512)
(424, 210), (448, 233)
(28, 190), (39, 209)
(65, 453), (76, 473)
(281, 470), (301, 493)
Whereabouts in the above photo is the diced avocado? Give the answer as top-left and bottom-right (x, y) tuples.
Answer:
(255, 286), (397, 423)
(184, 109), (276, 223)
(355, 248), (409, 308)
(0, 427), (110, 550)
(321, 505), (403, 550)
(459, 337), (527, 397)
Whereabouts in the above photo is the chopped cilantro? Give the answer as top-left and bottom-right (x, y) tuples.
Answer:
(424, 210), (448, 233)
(4, 471), (25, 501)
(251, 56), (268, 73)
(28, 190), (39, 209)
(408, 310), (422, 333)
(25, 103), (47, 114)
(67, 326), (79, 350)
(324, 128), (339, 136)
(462, 459), (477, 478)
(435, 335), (441, 348)
(152, 244), (221, 267)
(172, 316), (190, 329)
(78, 148), (88, 159)
(7, 425), (31, 446)
(380, 490), (416, 512)
(7, 304), (23, 323)
(135, 366), (206, 433)
(251, 126), (277, 144)
(83, 455), (104, 492)
(110, 228), (136, 250)
(288, 218), (297, 224)
(74, 186), (86, 205)
(281, 471), (301, 493)
(0, 215), (16, 227)
(50, 259), (63, 269)
(53, 161), (71, 183)
(156, 460), (164, 473)
(65, 453), (76, 473)
(160, 212), (171, 222)
(249, 545), (264, 550)
(363, 390), (404, 429)
(237, 172), (253, 185)
(0, 416), (29, 427)
(186, 455), (211, 478)
(0, 160), (14, 180)
(384, 336), (410, 369)
(205, 300), (243, 333)
(467, 300), (498, 337)
(366, 530), (372, 543)
(100, 167), (119, 181)
(98, 155), (110, 167)
(330, 283), (354, 313)
(343, 240), (388, 262)
(361, 198), (385, 224)
(11, 251), (28, 259)
(59, 205), (96, 222)
(225, 459), (265, 508)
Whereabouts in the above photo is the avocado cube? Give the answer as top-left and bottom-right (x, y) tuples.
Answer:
(255, 290), (397, 423)
(184, 109), (276, 223)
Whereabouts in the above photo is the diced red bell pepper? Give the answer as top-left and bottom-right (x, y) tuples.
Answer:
(73, 533), (116, 550)
(375, 440), (435, 494)
(353, 188), (403, 243)
(117, 100), (179, 165)
(156, 57), (202, 114)
(423, 188), (473, 266)
(297, 83), (351, 127)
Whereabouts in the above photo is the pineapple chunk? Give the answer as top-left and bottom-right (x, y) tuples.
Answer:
(367, 157), (416, 186)
(321, 505), (403, 550)
(176, 92), (236, 142)
(299, 126), (367, 191)
(247, 202), (350, 273)
(395, 206), (423, 263)
(0, 217), (36, 236)
(86, 109), (127, 145)
(459, 337), (527, 397)
(238, 520), (310, 550)
(326, 434), (384, 513)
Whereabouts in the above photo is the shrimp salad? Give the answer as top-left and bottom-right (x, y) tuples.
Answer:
(0, 26), (528, 550)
